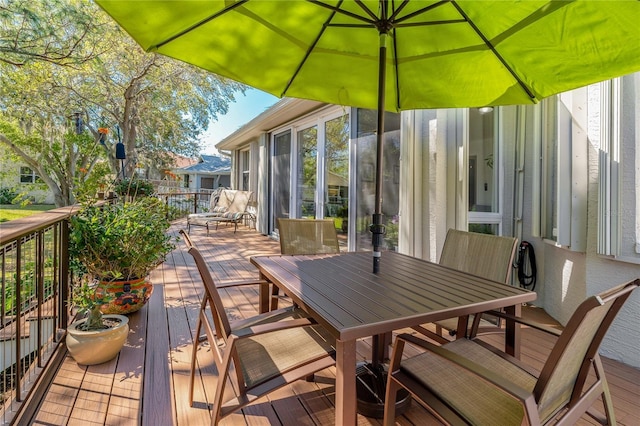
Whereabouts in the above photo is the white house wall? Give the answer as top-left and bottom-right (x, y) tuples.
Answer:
(220, 88), (640, 367)
(583, 74), (640, 367)
(517, 80), (640, 368)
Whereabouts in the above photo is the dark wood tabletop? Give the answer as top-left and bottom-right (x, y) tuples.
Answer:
(251, 251), (536, 341)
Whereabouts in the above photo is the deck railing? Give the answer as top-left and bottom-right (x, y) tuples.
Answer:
(0, 192), (214, 424)
(157, 190), (221, 220)
(0, 206), (78, 425)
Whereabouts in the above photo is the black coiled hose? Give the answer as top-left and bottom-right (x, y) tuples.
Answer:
(516, 241), (537, 291)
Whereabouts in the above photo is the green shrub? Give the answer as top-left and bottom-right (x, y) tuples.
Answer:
(69, 198), (174, 281)
(0, 187), (18, 204)
(114, 178), (155, 198)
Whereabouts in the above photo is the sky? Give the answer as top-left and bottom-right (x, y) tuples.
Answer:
(200, 88), (279, 154)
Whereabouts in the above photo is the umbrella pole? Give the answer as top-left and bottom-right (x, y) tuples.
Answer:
(371, 32), (387, 275)
(357, 28), (411, 419)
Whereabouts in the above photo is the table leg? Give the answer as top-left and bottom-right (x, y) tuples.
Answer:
(258, 272), (270, 314)
(456, 315), (470, 338)
(336, 338), (357, 426)
(504, 304), (522, 358)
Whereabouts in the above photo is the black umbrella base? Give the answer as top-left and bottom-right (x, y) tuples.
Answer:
(355, 361), (411, 418)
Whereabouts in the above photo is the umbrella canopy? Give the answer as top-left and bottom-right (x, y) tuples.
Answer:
(97, 0), (639, 112)
(97, 0), (640, 272)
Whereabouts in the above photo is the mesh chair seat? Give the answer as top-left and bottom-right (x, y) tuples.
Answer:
(402, 339), (536, 425)
(238, 324), (336, 389)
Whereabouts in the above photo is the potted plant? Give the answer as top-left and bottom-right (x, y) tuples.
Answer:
(69, 197), (174, 314)
(66, 279), (129, 365)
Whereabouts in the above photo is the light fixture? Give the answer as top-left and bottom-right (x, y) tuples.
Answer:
(478, 106), (494, 114)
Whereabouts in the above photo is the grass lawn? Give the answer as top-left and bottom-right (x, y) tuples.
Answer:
(0, 204), (55, 222)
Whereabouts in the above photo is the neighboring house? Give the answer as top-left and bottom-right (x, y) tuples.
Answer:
(174, 154), (231, 191)
(0, 147), (54, 204)
(216, 73), (640, 369)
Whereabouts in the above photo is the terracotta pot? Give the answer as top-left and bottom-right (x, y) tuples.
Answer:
(66, 314), (129, 365)
(96, 277), (153, 315)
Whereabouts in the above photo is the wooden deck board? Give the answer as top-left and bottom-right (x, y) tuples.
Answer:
(29, 221), (640, 425)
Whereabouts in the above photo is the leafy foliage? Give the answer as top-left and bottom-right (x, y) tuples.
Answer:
(0, 0), (103, 67)
(0, 0), (243, 206)
(114, 178), (155, 198)
(0, 187), (17, 204)
(69, 198), (174, 281)
(70, 279), (105, 331)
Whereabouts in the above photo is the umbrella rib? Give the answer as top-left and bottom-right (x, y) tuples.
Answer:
(355, 0), (380, 22)
(309, 0), (376, 26)
(388, 0), (411, 22)
(151, 0), (248, 50)
(391, 25), (401, 110)
(394, 0), (450, 25)
(394, 19), (466, 28)
(282, 1), (346, 97)
(451, 0), (536, 101)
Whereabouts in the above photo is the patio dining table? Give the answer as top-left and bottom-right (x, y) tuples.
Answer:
(250, 251), (536, 425)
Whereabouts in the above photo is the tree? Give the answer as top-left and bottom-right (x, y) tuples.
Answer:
(0, 0), (102, 67)
(0, 0), (243, 206)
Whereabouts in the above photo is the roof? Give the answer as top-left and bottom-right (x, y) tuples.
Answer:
(215, 98), (327, 151)
(175, 154), (230, 174)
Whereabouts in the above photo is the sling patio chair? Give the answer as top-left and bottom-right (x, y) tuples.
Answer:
(179, 230), (336, 424)
(277, 218), (340, 255)
(187, 189), (253, 234)
(384, 279), (639, 426)
(269, 218), (341, 310)
(413, 229), (518, 343)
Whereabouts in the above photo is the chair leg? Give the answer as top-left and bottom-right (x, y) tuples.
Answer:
(435, 323), (443, 336)
(189, 317), (203, 406)
(383, 377), (401, 426)
(595, 355), (617, 425)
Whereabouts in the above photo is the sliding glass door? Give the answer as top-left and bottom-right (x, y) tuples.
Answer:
(270, 108), (350, 246)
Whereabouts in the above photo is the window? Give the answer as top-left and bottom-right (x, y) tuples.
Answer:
(467, 107), (502, 234)
(20, 166), (40, 183)
(296, 126), (318, 218)
(353, 109), (401, 251)
(324, 114), (349, 232)
(240, 150), (250, 191)
(538, 93), (588, 251)
(272, 131), (291, 230)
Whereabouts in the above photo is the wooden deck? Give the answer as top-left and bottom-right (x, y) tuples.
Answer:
(30, 221), (640, 425)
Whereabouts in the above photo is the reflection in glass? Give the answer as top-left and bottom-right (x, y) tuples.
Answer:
(324, 115), (349, 236)
(297, 126), (318, 218)
(468, 108), (498, 214)
(354, 109), (401, 251)
(273, 131), (291, 229)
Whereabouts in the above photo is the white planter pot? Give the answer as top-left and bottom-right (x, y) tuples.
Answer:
(66, 314), (129, 365)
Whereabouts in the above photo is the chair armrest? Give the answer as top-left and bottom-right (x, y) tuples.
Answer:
(230, 307), (312, 330)
(395, 334), (536, 404)
(231, 318), (319, 339)
(216, 278), (269, 289)
(480, 310), (562, 337)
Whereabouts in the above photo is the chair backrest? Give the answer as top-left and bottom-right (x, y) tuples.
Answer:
(277, 218), (340, 255)
(179, 230), (232, 343)
(439, 229), (518, 284)
(534, 279), (639, 423)
(214, 189), (253, 213)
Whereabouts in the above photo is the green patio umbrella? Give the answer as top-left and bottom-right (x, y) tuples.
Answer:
(96, 0), (640, 275)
